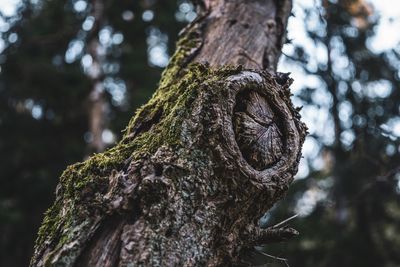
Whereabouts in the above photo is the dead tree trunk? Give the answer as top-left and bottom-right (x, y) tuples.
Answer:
(31, 0), (306, 266)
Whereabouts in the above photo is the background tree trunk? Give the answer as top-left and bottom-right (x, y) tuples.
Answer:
(86, 0), (107, 155)
(31, 0), (306, 266)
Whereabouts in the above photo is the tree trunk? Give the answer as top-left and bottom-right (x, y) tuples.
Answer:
(86, 0), (107, 155)
(31, 0), (306, 266)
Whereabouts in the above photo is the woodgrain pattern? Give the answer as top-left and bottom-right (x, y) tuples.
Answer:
(234, 91), (283, 170)
(194, 0), (292, 70)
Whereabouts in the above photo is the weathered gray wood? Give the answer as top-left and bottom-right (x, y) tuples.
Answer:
(193, 0), (292, 69)
(31, 1), (306, 266)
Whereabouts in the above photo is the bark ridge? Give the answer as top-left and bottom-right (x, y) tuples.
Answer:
(31, 64), (306, 267)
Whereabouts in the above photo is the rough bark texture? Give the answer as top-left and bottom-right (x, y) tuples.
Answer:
(31, 0), (306, 266)
(193, 0), (291, 69)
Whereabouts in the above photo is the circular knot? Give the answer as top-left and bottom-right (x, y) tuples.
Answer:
(218, 70), (305, 188)
(233, 91), (284, 170)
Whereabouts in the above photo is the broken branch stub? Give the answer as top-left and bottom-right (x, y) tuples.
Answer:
(219, 70), (305, 190)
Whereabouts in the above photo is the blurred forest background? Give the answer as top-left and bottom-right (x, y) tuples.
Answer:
(0, 0), (399, 266)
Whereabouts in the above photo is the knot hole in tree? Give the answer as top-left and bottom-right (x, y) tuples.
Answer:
(233, 91), (284, 171)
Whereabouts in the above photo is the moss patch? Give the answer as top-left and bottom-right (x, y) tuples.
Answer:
(32, 61), (245, 266)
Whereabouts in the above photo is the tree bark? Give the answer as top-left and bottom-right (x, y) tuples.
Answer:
(31, 0), (306, 266)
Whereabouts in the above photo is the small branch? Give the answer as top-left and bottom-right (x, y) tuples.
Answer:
(256, 250), (290, 267)
(244, 214), (300, 245)
(249, 227), (299, 245)
(246, 217), (299, 245)
(271, 214), (298, 229)
(281, 52), (308, 64)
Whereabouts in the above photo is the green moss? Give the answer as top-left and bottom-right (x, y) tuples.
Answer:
(33, 54), (244, 265)
(158, 29), (203, 88)
(32, 21), (248, 265)
(35, 200), (62, 248)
